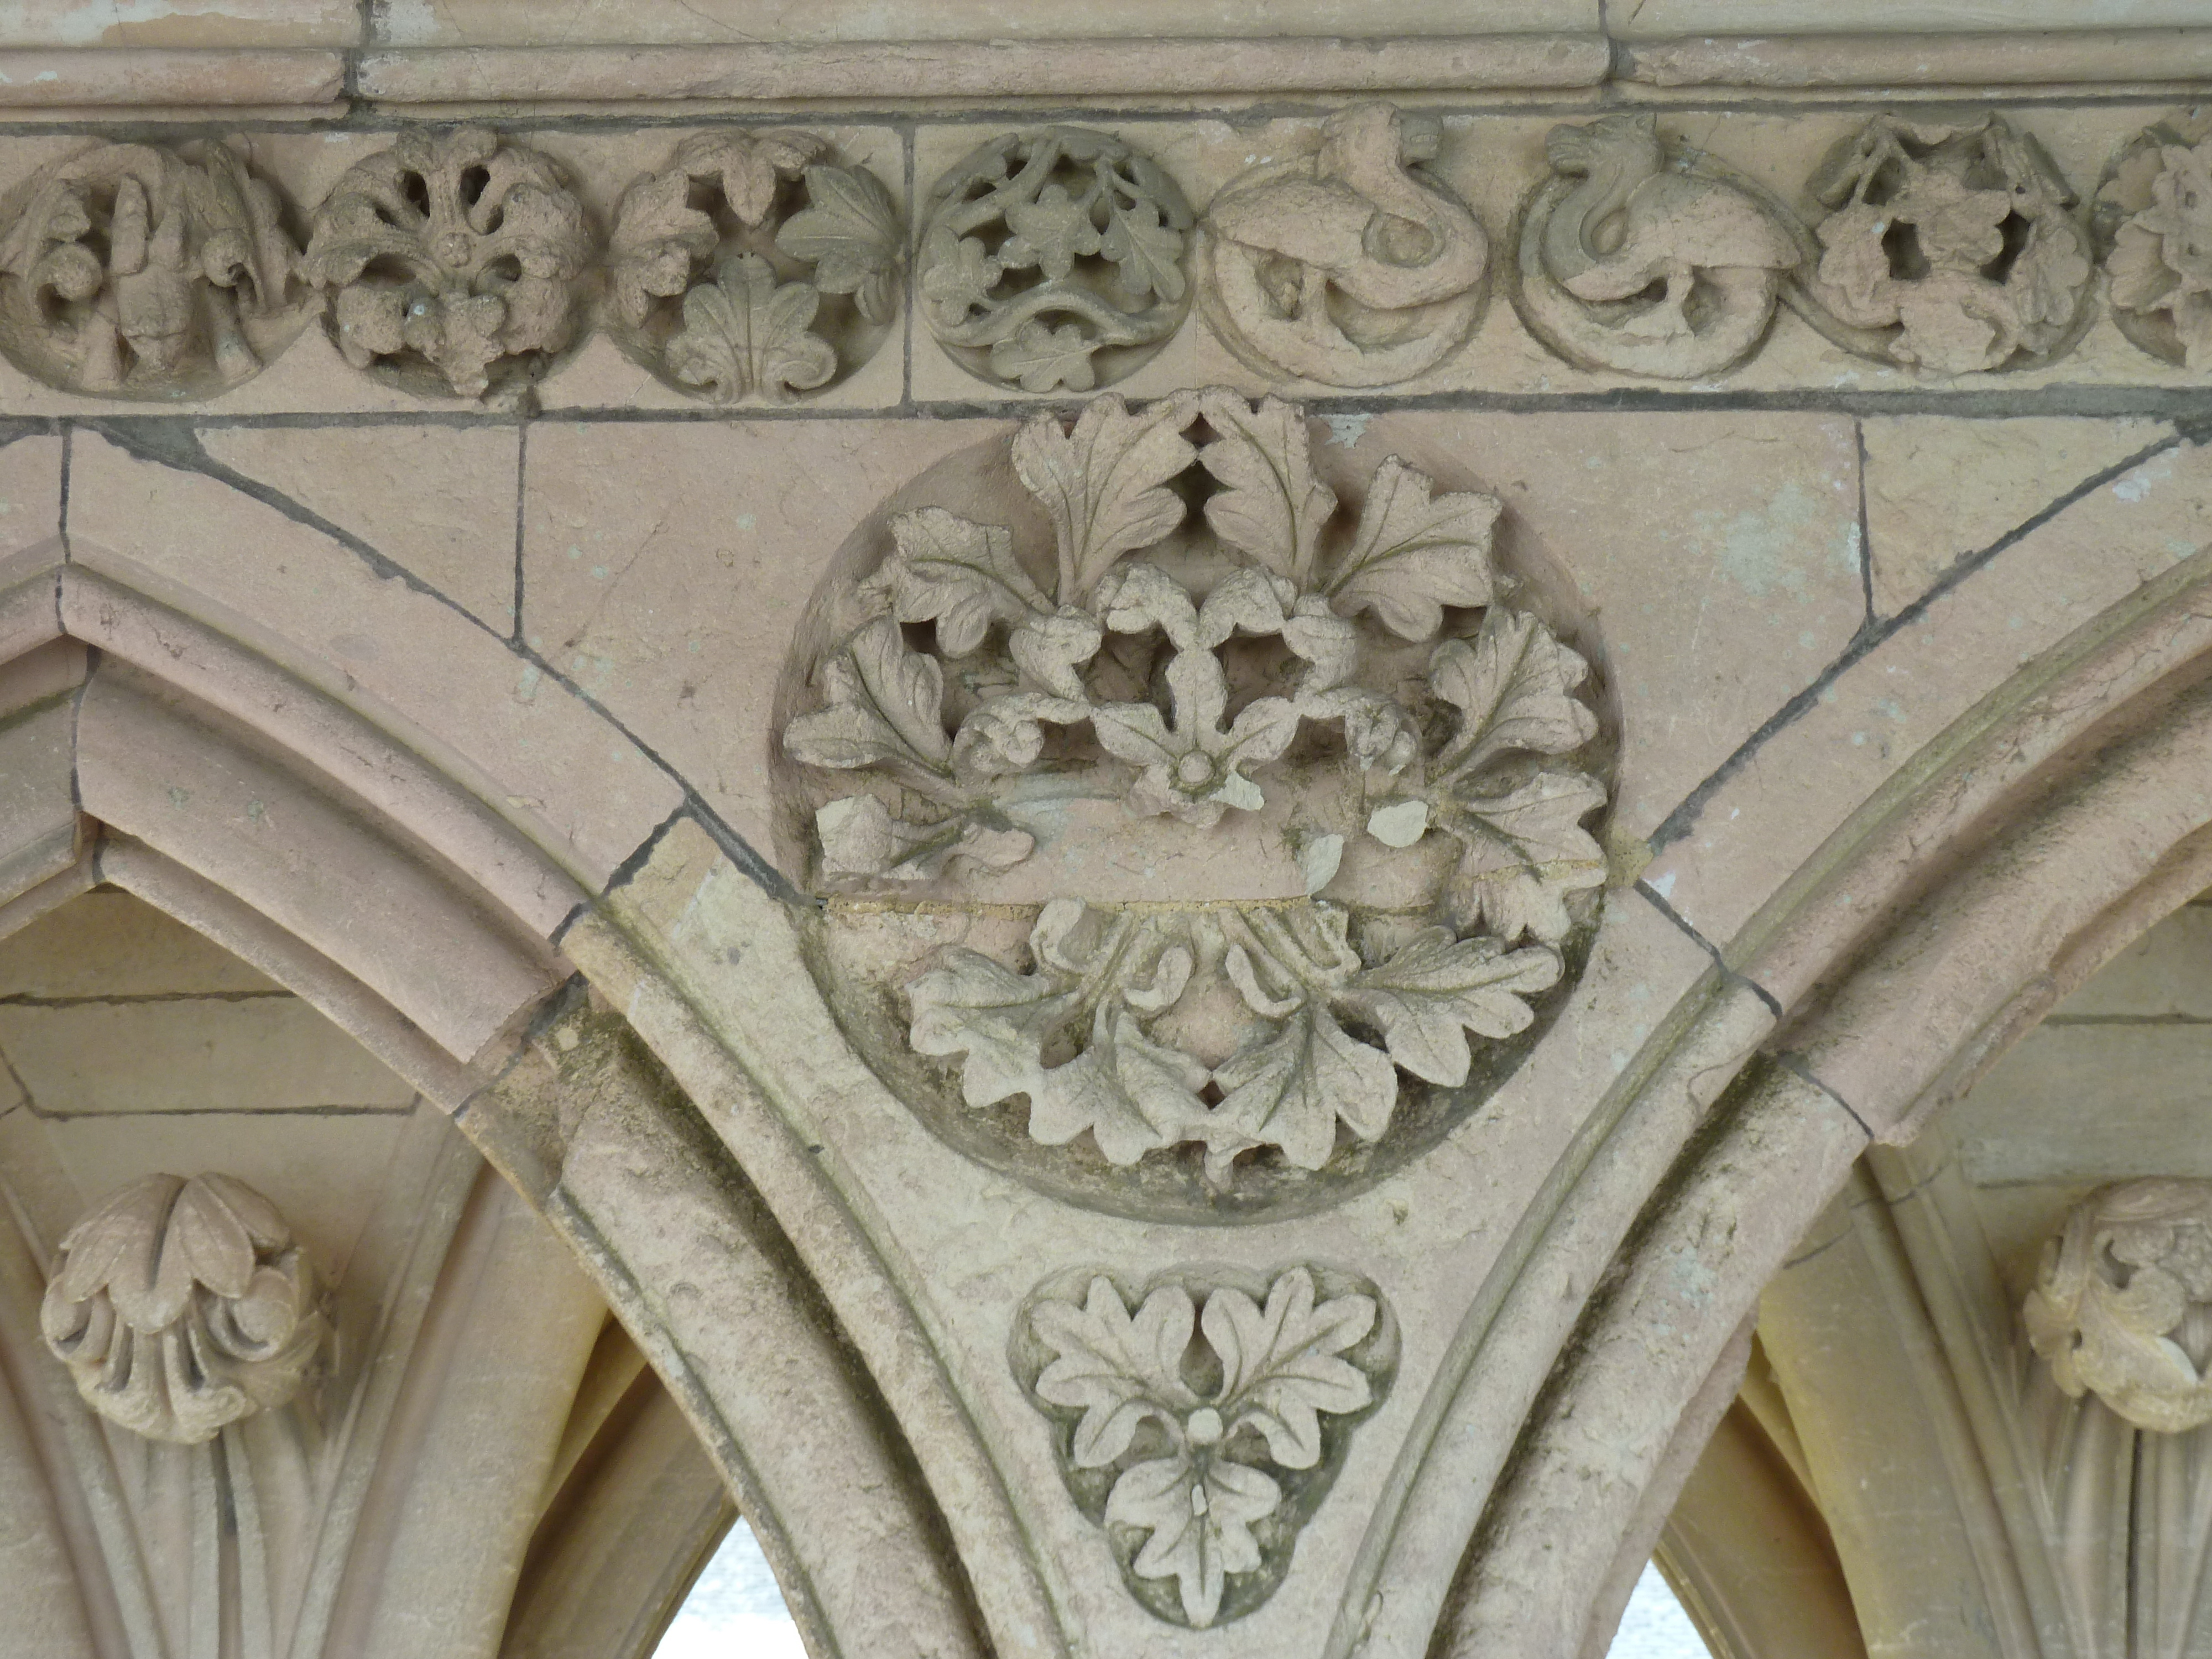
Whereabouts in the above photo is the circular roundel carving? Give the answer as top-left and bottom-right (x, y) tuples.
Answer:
(0, 139), (316, 400)
(773, 389), (1616, 1221)
(917, 126), (1194, 393)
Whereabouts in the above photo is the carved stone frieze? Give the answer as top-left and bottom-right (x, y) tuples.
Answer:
(608, 129), (902, 404)
(780, 389), (1610, 1212)
(1514, 113), (1803, 381)
(2096, 114), (2212, 372)
(40, 1173), (325, 1445)
(304, 127), (594, 400)
(919, 126), (1193, 392)
(1798, 113), (2093, 377)
(1196, 103), (1488, 388)
(1012, 1265), (1396, 1627)
(0, 139), (312, 399)
(2025, 1178), (2212, 1433)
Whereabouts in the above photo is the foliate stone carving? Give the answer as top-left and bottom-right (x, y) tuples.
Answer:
(2025, 1180), (2212, 1434)
(40, 1173), (324, 1445)
(1514, 113), (1802, 381)
(608, 130), (902, 404)
(782, 390), (1610, 1207)
(0, 140), (312, 398)
(1013, 1265), (1396, 1627)
(304, 127), (593, 400)
(1798, 113), (2092, 377)
(2095, 115), (2212, 371)
(919, 127), (1193, 392)
(1196, 103), (1488, 388)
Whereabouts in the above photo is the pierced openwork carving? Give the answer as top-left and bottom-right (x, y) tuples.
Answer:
(1514, 113), (1802, 381)
(1196, 103), (1488, 388)
(919, 126), (1193, 392)
(608, 130), (902, 404)
(1797, 113), (2093, 377)
(2026, 1179), (2212, 1434)
(41, 1173), (324, 1445)
(781, 389), (1611, 1215)
(2096, 114), (2212, 372)
(1012, 1265), (1396, 1627)
(304, 127), (594, 400)
(0, 139), (312, 399)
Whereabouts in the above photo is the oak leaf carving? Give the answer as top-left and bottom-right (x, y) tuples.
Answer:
(774, 163), (904, 325)
(784, 617), (953, 778)
(1197, 392), (1340, 587)
(1012, 394), (1198, 599)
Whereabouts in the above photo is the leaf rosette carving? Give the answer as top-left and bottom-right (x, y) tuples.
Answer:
(2094, 114), (2212, 372)
(1011, 1265), (1396, 1627)
(1514, 113), (1805, 382)
(780, 388), (1613, 1211)
(1196, 103), (1489, 389)
(304, 127), (593, 400)
(2026, 1178), (2212, 1434)
(608, 129), (904, 404)
(41, 1173), (325, 1446)
(1797, 113), (2092, 377)
(0, 139), (312, 399)
(918, 127), (1194, 392)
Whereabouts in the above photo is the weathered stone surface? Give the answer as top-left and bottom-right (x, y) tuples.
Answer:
(202, 422), (523, 632)
(1863, 416), (2175, 615)
(521, 415), (1002, 855)
(66, 428), (681, 886)
(0, 887), (279, 996)
(1646, 437), (2212, 947)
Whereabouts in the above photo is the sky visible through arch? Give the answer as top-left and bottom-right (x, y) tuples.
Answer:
(653, 1528), (1710, 1658)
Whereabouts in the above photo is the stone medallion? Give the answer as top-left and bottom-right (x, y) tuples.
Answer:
(774, 388), (1615, 1218)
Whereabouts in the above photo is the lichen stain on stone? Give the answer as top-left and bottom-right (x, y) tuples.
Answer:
(1695, 479), (1853, 604)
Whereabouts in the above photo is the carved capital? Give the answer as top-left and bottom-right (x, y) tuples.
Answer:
(2025, 1178), (2212, 1433)
(41, 1173), (325, 1445)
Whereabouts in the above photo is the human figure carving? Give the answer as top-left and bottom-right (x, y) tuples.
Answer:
(1198, 103), (1488, 387)
(1516, 113), (1801, 379)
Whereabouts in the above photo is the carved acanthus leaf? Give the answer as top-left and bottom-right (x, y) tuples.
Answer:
(41, 1174), (324, 1445)
(2026, 1179), (2212, 1433)
(1018, 1267), (1393, 1628)
(774, 163), (905, 325)
(662, 254), (837, 403)
(784, 617), (953, 779)
(1430, 607), (1600, 779)
(1197, 390), (1340, 587)
(1327, 456), (1499, 639)
(1011, 392), (1198, 601)
(608, 131), (902, 402)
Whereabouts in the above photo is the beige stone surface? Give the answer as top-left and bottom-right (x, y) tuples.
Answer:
(1953, 1025), (2212, 1185)
(75, 668), (566, 1061)
(201, 424), (523, 632)
(1351, 410), (1864, 842)
(67, 429), (682, 885)
(1864, 417), (2174, 616)
(0, 886), (279, 995)
(370, 0), (1595, 46)
(521, 416), (1003, 857)
(0, 0), (358, 47)
(1613, 0), (2212, 30)
(1646, 438), (2212, 948)
(2051, 901), (2212, 1019)
(0, 434), (61, 557)
(0, 996), (414, 1115)
(0, 47), (342, 106)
